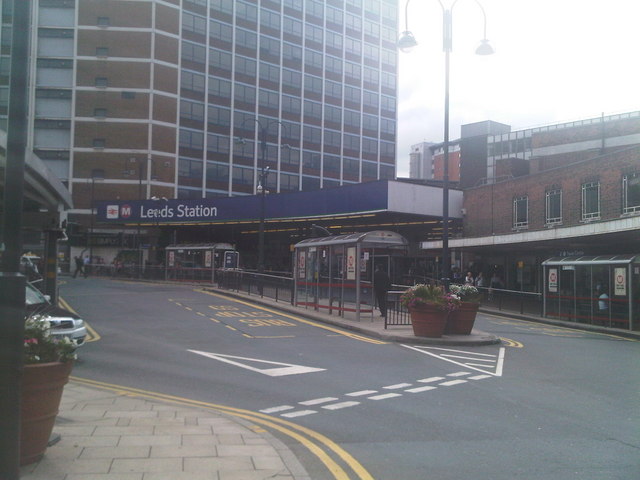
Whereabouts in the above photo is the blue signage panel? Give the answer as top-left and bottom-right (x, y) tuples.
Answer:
(96, 180), (390, 224)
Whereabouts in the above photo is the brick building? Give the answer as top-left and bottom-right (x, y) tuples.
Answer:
(420, 112), (640, 330)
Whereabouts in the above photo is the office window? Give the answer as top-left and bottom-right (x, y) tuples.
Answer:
(211, 0), (233, 15)
(179, 129), (204, 150)
(345, 37), (361, 56)
(207, 134), (230, 154)
(304, 100), (322, 119)
(324, 104), (341, 123)
(545, 189), (562, 225)
(325, 56), (342, 75)
(95, 77), (108, 87)
(305, 24), (323, 44)
(94, 108), (107, 118)
(183, 42), (206, 64)
(207, 106), (231, 126)
(95, 47), (109, 57)
(209, 48), (231, 71)
(209, 77), (231, 98)
(234, 84), (256, 104)
(236, 2), (258, 22)
(235, 56), (256, 76)
(210, 19), (233, 41)
(93, 138), (106, 148)
(97, 16), (110, 27)
(236, 28), (257, 49)
(259, 62), (280, 83)
(581, 181), (600, 220)
(283, 17), (302, 38)
(304, 49), (323, 69)
(623, 172), (640, 214)
(259, 89), (279, 109)
(182, 70), (206, 93)
(282, 69), (302, 89)
(325, 80), (342, 99)
(327, 7), (343, 26)
(304, 74), (323, 95)
(260, 9), (281, 30)
(345, 61), (361, 81)
(183, 13), (206, 35)
(282, 95), (301, 115)
(513, 196), (528, 228)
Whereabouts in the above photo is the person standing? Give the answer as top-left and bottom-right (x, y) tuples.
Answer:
(83, 255), (90, 278)
(73, 256), (84, 278)
(464, 271), (474, 285)
(373, 265), (392, 318)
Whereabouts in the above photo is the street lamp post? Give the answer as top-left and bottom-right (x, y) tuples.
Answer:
(88, 169), (104, 276)
(237, 118), (286, 274)
(399, 0), (494, 289)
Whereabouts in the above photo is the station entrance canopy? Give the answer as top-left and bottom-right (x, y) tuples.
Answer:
(95, 180), (462, 241)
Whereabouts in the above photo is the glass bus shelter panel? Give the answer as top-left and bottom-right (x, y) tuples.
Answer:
(544, 256), (638, 330)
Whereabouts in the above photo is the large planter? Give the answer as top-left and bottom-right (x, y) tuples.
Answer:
(409, 304), (448, 338)
(20, 361), (73, 466)
(446, 302), (480, 335)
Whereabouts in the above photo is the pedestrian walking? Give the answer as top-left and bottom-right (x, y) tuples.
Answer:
(72, 256), (84, 278)
(373, 265), (392, 318)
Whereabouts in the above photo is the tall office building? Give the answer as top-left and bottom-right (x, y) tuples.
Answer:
(1, 0), (399, 226)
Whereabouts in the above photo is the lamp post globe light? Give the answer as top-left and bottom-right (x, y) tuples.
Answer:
(398, 0), (494, 289)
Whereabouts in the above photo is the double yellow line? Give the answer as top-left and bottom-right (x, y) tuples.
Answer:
(71, 376), (374, 480)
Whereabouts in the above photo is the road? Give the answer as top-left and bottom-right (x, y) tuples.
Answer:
(61, 278), (640, 480)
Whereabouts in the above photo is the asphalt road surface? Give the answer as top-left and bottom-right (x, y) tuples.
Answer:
(62, 278), (640, 480)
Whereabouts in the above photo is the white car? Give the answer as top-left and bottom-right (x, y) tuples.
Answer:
(25, 283), (87, 347)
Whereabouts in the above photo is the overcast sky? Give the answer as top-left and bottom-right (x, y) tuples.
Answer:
(396, 0), (640, 176)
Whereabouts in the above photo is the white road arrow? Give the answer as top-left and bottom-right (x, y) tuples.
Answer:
(402, 345), (505, 377)
(188, 350), (326, 377)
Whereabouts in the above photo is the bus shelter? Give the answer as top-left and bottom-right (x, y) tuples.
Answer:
(165, 243), (237, 283)
(294, 230), (408, 321)
(542, 254), (640, 330)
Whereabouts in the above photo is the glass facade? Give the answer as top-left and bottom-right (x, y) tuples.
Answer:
(178, 0), (398, 198)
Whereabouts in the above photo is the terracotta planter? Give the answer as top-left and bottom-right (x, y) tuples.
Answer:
(446, 302), (480, 335)
(409, 304), (448, 337)
(20, 361), (73, 465)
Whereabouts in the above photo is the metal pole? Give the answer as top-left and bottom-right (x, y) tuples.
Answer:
(89, 177), (95, 276)
(0, 0), (31, 476)
(258, 127), (266, 274)
(441, 9), (452, 290)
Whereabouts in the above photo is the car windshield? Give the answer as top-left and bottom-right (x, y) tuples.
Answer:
(25, 284), (49, 306)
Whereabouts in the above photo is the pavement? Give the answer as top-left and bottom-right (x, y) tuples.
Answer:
(20, 285), (639, 479)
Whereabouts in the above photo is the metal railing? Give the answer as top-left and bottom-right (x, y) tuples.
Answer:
(216, 269), (294, 304)
(383, 285), (543, 329)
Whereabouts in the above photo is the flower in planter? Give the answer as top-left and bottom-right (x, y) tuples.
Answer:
(24, 316), (77, 365)
(400, 284), (461, 311)
(449, 284), (482, 303)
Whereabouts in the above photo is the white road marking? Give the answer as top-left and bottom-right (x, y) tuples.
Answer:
(188, 350), (326, 377)
(383, 383), (412, 389)
(260, 405), (294, 413)
(418, 376), (445, 383)
(368, 393), (402, 400)
(322, 401), (360, 410)
(439, 379), (468, 386)
(299, 397), (339, 406)
(446, 371), (471, 377)
(405, 386), (437, 393)
(403, 345), (506, 377)
(346, 390), (378, 397)
(468, 374), (492, 380)
(281, 410), (317, 418)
